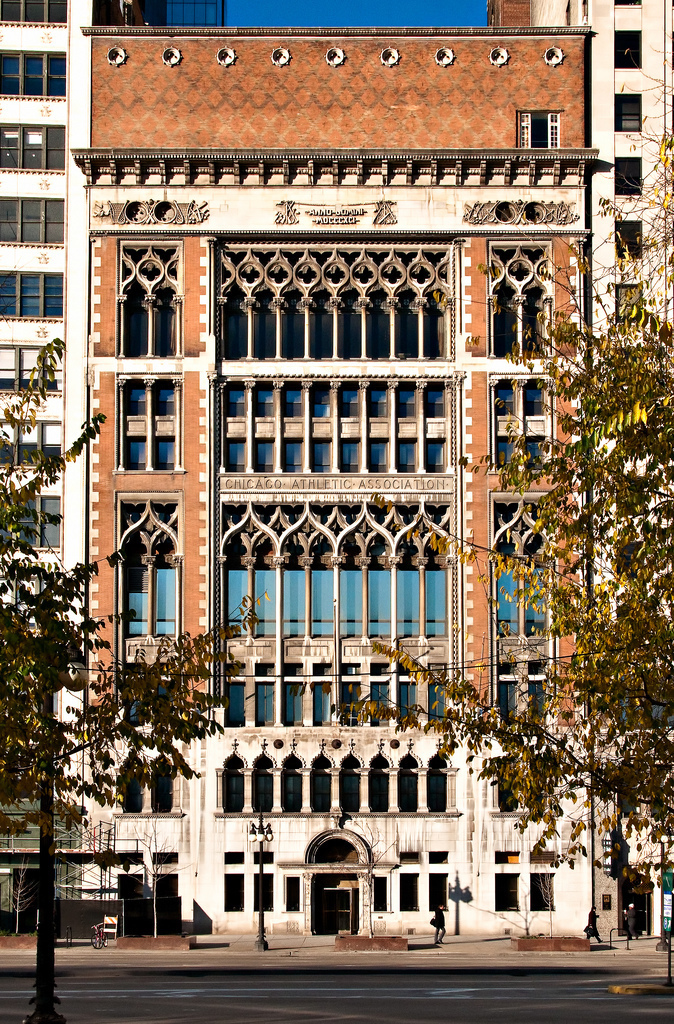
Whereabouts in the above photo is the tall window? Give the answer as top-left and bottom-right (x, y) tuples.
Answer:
(339, 754), (361, 812)
(311, 569), (332, 635)
(310, 292), (333, 358)
(253, 290), (275, 359)
(281, 754), (302, 812)
(369, 664), (389, 726)
(120, 246), (180, 357)
(283, 664), (303, 725)
(615, 30), (641, 69)
(255, 665), (274, 725)
(254, 557), (275, 637)
(426, 569), (446, 636)
(283, 569), (305, 636)
(223, 287), (247, 359)
(282, 291), (304, 359)
(340, 664), (360, 726)
(490, 246), (548, 358)
(368, 754), (389, 812)
(311, 754), (332, 812)
(222, 757), (242, 811)
(427, 755), (447, 812)
(519, 112), (560, 149)
(121, 502), (178, 638)
(340, 568), (362, 636)
(122, 379), (177, 472)
(312, 665), (332, 725)
(397, 569), (419, 636)
(494, 515), (546, 638)
(368, 569), (391, 636)
(398, 754), (418, 812)
(252, 755), (273, 812)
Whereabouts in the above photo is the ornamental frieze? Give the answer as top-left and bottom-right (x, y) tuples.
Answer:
(463, 199), (578, 226)
(93, 199), (209, 226)
(220, 474), (453, 496)
(275, 199), (397, 227)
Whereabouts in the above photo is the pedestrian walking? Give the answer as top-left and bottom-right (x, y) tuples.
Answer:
(431, 904), (446, 945)
(584, 906), (602, 943)
(626, 903), (638, 939)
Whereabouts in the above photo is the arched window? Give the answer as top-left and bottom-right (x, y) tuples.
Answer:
(310, 290), (333, 359)
(396, 291), (418, 359)
(366, 290), (390, 360)
(124, 282), (148, 357)
(151, 766), (173, 813)
(223, 285), (248, 360)
(223, 755), (244, 812)
(154, 287), (176, 357)
(339, 754), (361, 813)
(281, 754), (303, 812)
(338, 290), (361, 360)
(121, 503), (178, 638)
(398, 754), (418, 812)
(427, 755), (447, 813)
(368, 754), (389, 812)
(282, 289), (304, 359)
(253, 289), (275, 360)
(311, 754), (332, 812)
(123, 778), (143, 813)
(252, 754), (273, 813)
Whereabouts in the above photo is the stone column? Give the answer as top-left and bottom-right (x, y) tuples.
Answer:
(416, 380), (426, 473)
(389, 767), (400, 813)
(173, 376), (184, 470)
(273, 295), (284, 360)
(330, 381), (340, 472)
(302, 381), (311, 473)
(416, 556), (428, 640)
(330, 768), (341, 813)
(417, 768), (428, 813)
(359, 380), (368, 472)
(329, 296), (340, 359)
(243, 768), (253, 814)
(299, 555), (312, 637)
(244, 381), (254, 473)
(356, 555), (370, 639)
(273, 380), (283, 472)
(244, 297), (256, 360)
(172, 294), (183, 357)
(387, 296), (397, 360)
(388, 383), (397, 472)
(144, 378), (155, 471)
(243, 555), (255, 637)
(116, 378), (126, 471)
(332, 555), (343, 689)
(389, 555), (400, 642)
(357, 296), (370, 359)
(273, 555), (284, 724)
(141, 553), (155, 635)
(300, 770), (312, 812)
(272, 766), (282, 812)
(301, 296), (312, 359)
(415, 296), (426, 359)
(144, 296), (155, 357)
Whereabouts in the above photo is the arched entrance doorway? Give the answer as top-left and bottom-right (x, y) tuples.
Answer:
(307, 833), (368, 935)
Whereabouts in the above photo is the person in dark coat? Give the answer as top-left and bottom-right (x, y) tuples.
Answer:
(433, 904), (446, 945)
(626, 903), (638, 939)
(585, 906), (602, 943)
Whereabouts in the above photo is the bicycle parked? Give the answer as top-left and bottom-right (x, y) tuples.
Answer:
(90, 922), (107, 949)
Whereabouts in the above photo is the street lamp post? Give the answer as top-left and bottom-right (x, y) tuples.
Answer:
(249, 813), (273, 952)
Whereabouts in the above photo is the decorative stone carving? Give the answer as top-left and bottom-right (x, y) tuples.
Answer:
(107, 46), (128, 67)
(326, 47), (346, 67)
(162, 47), (182, 67)
(463, 199), (578, 227)
(216, 46), (236, 66)
(271, 47), (291, 67)
(489, 46), (509, 66)
(380, 47), (400, 67)
(373, 200), (397, 226)
(94, 199), (209, 226)
(544, 46), (564, 66)
(435, 47), (455, 67)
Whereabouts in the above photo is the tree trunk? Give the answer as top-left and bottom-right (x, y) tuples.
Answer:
(24, 780), (65, 1024)
(153, 884), (158, 939)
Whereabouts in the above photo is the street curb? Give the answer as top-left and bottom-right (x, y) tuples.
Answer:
(608, 984), (674, 995)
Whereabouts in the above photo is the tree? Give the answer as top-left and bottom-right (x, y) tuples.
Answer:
(127, 817), (180, 939)
(11, 857), (38, 935)
(371, 157), (674, 886)
(0, 339), (242, 1024)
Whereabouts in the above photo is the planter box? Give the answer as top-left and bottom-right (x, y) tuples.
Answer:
(0, 935), (37, 949)
(335, 935), (409, 952)
(116, 936), (196, 950)
(511, 937), (591, 952)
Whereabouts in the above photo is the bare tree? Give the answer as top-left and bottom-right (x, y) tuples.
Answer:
(12, 858), (38, 934)
(355, 820), (397, 938)
(130, 818), (177, 939)
(532, 873), (555, 938)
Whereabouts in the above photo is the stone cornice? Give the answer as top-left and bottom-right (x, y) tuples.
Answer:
(82, 25), (592, 38)
(73, 147), (597, 188)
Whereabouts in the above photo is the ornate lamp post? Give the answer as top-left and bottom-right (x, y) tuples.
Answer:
(249, 813), (273, 951)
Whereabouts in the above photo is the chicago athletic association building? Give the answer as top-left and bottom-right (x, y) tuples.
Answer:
(69, 22), (596, 936)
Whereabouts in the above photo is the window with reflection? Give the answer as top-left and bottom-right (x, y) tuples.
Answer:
(283, 664), (303, 725)
(312, 665), (332, 725)
(368, 754), (389, 811)
(282, 754), (303, 811)
(252, 755), (273, 812)
(427, 755), (447, 812)
(340, 664), (361, 726)
(368, 568), (391, 636)
(340, 754), (361, 812)
(311, 568), (333, 635)
(311, 754), (332, 811)
(398, 754), (418, 812)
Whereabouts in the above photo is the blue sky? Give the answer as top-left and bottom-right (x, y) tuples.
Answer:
(225, 0), (487, 27)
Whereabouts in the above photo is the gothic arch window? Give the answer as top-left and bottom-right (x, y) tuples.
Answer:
(120, 501), (180, 639)
(281, 754), (303, 812)
(252, 754), (273, 813)
(368, 535), (391, 637)
(223, 755), (244, 812)
(311, 754), (332, 812)
(398, 754), (418, 812)
(339, 754), (361, 813)
(219, 244), (454, 363)
(493, 502), (546, 639)
(427, 754), (447, 812)
(123, 778), (143, 813)
(489, 246), (550, 358)
(119, 246), (181, 358)
(368, 753), (389, 812)
(151, 766), (174, 813)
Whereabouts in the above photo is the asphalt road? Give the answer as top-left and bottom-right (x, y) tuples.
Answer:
(0, 965), (672, 1024)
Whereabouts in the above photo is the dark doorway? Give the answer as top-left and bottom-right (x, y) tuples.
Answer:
(312, 874), (359, 934)
(622, 881), (652, 936)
